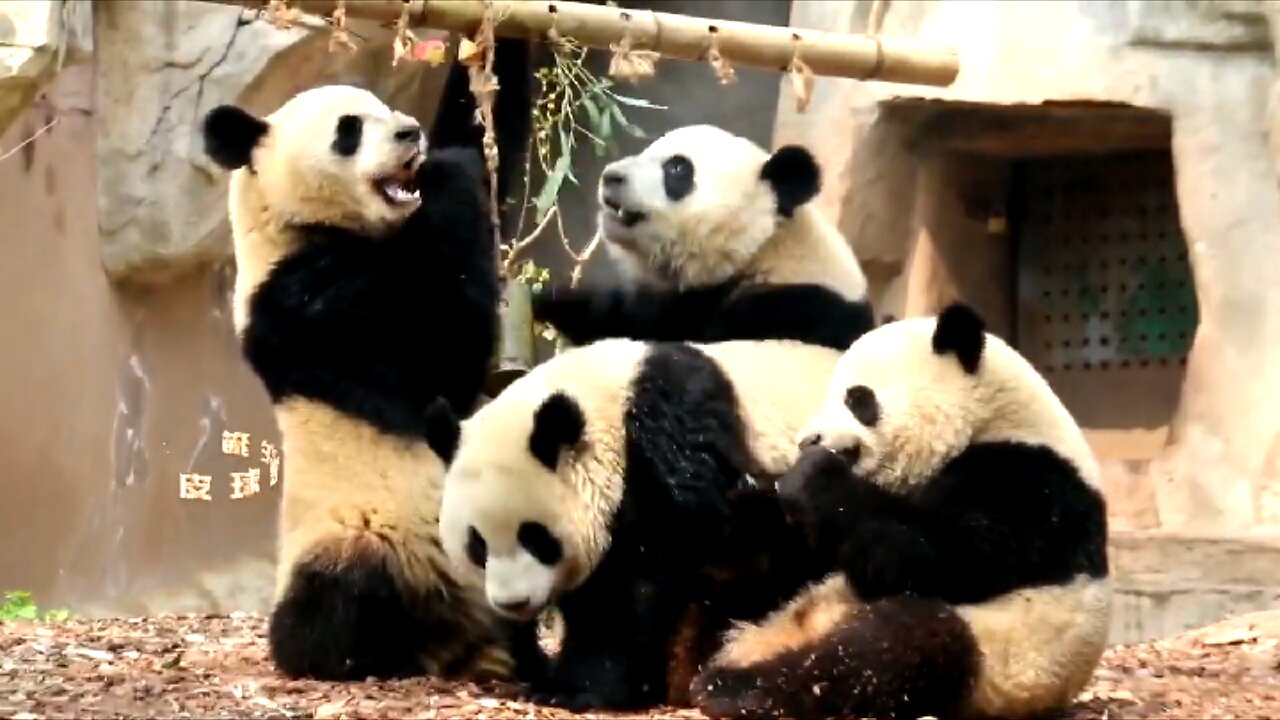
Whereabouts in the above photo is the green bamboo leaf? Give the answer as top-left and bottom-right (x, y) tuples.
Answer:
(608, 103), (647, 139)
(559, 128), (580, 185)
(581, 94), (602, 131)
(608, 93), (667, 110)
(533, 150), (573, 221)
(599, 101), (613, 140)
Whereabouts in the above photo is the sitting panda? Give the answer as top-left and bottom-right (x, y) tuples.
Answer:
(431, 338), (841, 711)
(200, 85), (546, 682)
(531, 124), (875, 351)
(692, 303), (1111, 720)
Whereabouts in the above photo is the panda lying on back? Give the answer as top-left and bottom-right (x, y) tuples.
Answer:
(692, 304), (1111, 720)
(201, 86), (545, 683)
(532, 124), (875, 351)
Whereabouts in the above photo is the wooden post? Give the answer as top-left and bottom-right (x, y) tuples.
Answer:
(204, 0), (959, 87)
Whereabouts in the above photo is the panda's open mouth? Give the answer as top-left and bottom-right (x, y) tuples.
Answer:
(374, 165), (420, 206)
(601, 197), (647, 228)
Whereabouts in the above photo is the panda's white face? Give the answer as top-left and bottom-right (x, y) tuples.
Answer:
(792, 304), (1095, 492)
(440, 458), (578, 621)
(439, 391), (601, 622)
(595, 124), (779, 286)
(246, 85), (427, 234)
(793, 315), (986, 490)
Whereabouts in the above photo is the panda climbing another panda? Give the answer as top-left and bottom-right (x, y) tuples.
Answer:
(692, 303), (1112, 720)
(531, 124), (877, 351)
(200, 69), (547, 682)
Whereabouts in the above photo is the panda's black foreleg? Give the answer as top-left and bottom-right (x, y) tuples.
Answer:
(523, 570), (686, 711)
(530, 282), (734, 346)
(776, 446), (944, 603)
(703, 283), (878, 350)
(506, 616), (553, 685)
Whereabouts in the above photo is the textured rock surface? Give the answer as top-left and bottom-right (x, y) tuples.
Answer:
(94, 2), (307, 284)
(0, 0), (91, 137)
(94, 1), (452, 284)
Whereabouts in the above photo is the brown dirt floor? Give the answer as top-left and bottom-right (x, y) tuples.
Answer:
(2, 609), (1279, 719)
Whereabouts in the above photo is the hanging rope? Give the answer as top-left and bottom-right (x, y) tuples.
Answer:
(786, 33), (815, 113)
(608, 11), (660, 83)
(705, 25), (736, 85)
(328, 0), (357, 53)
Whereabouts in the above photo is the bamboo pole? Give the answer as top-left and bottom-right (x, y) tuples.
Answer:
(206, 0), (959, 87)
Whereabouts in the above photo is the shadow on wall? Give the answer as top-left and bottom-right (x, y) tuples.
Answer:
(0, 0), (793, 617)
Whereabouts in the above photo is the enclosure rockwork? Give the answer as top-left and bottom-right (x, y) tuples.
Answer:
(772, 0), (1280, 644)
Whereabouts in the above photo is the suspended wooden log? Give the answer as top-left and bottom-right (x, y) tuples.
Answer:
(203, 0), (960, 87)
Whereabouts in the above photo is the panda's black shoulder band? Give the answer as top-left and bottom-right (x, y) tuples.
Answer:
(932, 302), (986, 374)
(529, 392), (586, 471)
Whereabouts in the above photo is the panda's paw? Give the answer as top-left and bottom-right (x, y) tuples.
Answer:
(530, 284), (620, 346)
(776, 445), (852, 508)
(521, 673), (637, 712)
(529, 283), (573, 320)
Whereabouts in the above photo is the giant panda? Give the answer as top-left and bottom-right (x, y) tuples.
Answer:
(200, 84), (547, 683)
(531, 124), (875, 351)
(691, 302), (1112, 720)
(431, 338), (841, 711)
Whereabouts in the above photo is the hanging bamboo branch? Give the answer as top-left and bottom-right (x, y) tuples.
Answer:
(202, 0), (960, 87)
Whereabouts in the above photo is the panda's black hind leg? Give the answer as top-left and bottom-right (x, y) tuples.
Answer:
(268, 550), (425, 681)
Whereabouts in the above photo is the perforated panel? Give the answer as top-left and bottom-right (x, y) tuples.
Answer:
(1013, 151), (1197, 460)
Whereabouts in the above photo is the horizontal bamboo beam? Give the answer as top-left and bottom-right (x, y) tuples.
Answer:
(206, 0), (960, 87)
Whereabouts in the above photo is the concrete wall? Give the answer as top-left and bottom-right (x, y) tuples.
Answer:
(772, 0), (1280, 642)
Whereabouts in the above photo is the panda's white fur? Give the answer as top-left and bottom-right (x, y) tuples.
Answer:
(532, 124), (875, 351)
(693, 303), (1111, 720)
(201, 85), (543, 682)
(436, 338), (842, 711)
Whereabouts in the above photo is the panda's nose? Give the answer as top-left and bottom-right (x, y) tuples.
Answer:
(799, 433), (823, 449)
(394, 125), (423, 144)
(602, 169), (626, 188)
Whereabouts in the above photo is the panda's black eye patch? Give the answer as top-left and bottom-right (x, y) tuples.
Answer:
(517, 522), (563, 566)
(466, 526), (488, 568)
(661, 154), (694, 201)
(332, 114), (363, 157)
(844, 385), (880, 427)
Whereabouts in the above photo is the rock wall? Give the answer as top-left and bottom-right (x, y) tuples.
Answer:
(771, 0), (1280, 643)
(93, 1), (457, 285)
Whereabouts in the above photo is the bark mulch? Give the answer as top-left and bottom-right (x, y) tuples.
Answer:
(2, 608), (1279, 719)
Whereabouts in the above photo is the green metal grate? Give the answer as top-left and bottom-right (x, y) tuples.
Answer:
(1014, 151), (1198, 373)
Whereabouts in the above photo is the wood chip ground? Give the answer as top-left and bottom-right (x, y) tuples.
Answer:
(2, 609), (1279, 719)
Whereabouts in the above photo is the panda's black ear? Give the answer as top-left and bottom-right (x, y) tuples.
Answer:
(423, 397), (461, 465)
(761, 145), (821, 218)
(203, 104), (269, 171)
(529, 392), (586, 471)
(932, 302), (986, 374)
